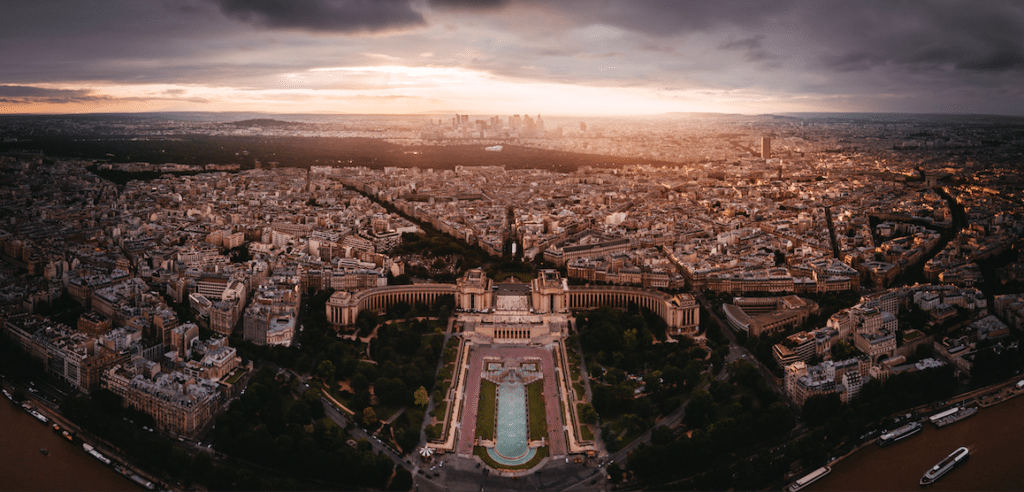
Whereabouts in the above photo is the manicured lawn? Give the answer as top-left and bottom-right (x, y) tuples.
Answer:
(903, 328), (924, 342)
(580, 424), (593, 441)
(604, 417), (644, 448)
(474, 445), (549, 470)
(573, 381), (585, 400)
(476, 380), (497, 441)
(224, 367), (246, 385)
(527, 381), (547, 441)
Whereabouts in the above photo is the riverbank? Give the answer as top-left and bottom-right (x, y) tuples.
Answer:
(1, 379), (161, 491)
(0, 383), (141, 492)
(799, 376), (1024, 491)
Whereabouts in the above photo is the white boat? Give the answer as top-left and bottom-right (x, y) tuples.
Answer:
(878, 421), (922, 446)
(82, 443), (112, 466)
(116, 465), (155, 490)
(920, 446), (969, 485)
(29, 409), (49, 424)
(930, 406), (977, 428)
(788, 466), (831, 491)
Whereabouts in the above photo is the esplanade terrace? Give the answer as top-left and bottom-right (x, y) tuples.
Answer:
(326, 269), (699, 469)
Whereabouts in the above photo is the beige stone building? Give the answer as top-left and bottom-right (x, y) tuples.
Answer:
(102, 365), (220, 438)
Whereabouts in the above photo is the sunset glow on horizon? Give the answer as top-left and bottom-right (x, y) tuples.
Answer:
(5, 75), (816, 117)
(2, 1), (1021, 116)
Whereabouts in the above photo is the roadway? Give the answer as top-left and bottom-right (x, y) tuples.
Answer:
(321, 398), (415, 470)
(693, 291), (795, 407)
(273, 362), (418, 473)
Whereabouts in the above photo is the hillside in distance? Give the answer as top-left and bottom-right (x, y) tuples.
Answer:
(1, 134), (674, 173)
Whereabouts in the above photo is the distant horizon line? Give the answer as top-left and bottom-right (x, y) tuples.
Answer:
(1, 110), (1021, 119)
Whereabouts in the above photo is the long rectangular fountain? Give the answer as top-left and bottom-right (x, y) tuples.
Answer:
(486, 377), (536, 466)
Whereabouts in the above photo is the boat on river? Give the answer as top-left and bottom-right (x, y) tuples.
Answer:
(82, 443), (112, 466)
(787, 466), (831, 491)
(878, 421), (922, 446)
(929, 406), (977, 428)
(920, 446), (969, 485)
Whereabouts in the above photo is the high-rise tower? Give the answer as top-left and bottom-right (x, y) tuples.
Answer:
(761, 136), (771, 159)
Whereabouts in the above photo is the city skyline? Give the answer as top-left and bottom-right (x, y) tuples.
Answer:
(2, 0), (1023, 116)
(1, 102), (1023, 489)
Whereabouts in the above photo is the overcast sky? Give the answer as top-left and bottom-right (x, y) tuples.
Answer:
(1, 0), (1022, 115)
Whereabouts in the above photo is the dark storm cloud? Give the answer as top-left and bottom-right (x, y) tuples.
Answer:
(553, 0), (1024, 76)
(958, 50), (1024, 71)
(0, 1), (264, 84)
(0, 85), (104, 104)
(719, 36), (776, 63)
(806, 1), (1024, 75)
(719, 36), (765, 52)
(1, 0), (1020, 114)
(563, 0), (790, 37)
(432, 0), (1022, 76)
(410, 0), (1021, 105)
(207, 0), (516, 33)
(821, 52), (883, 73)
(0, 85), (211, 106)
(468, 0), (1021, 111)
(208, 0), (426, 33)
(428, 0), (511, 9)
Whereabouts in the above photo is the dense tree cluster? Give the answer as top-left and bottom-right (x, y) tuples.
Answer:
(3, 128), (671, 176)
(0, 334), (45, 381)
(215, 367), (394, 489)
(969, 341), (1022, 388)
(624, 337), (980, 490)
(626, 358), (796, 489)
(392, 233), (489, 281)
(59, 387), (329, 490)
(783, 364), (963, 474)
(216, 290), (454, 486)
(227, 244), (252, 264)
(578, 305), (717, 449)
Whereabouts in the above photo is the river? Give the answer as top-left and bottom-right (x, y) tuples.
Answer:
(808, 395), (1023, 491)
(0, 393), (141, 492)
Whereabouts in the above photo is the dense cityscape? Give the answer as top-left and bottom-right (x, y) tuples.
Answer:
(1, 111), (1022, 491)
(3, 0), (1023, 490)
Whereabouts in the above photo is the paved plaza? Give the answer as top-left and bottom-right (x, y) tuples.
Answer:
(457, 345), (566, 457)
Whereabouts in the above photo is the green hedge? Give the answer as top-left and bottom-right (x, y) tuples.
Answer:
(476, 380), (497, 441)
(527, 381), (547, 441)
